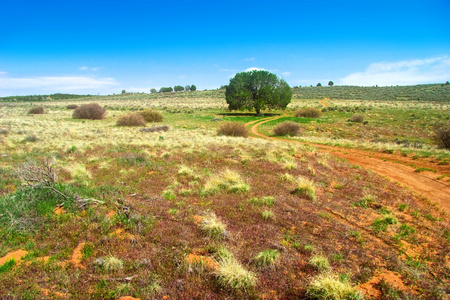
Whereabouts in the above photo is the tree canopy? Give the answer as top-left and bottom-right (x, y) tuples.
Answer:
(328, 81), (334, 87)
(225, 70), (292, 114)
(174, 85), (185, 92)
(159, 87), (173, 93)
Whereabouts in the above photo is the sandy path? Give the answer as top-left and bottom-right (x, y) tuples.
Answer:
(246, 117), (450, 212)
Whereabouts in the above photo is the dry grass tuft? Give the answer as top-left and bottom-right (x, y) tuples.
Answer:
(72, 103), (106, 120)
(139, 109), (164, 122)
(217, 122), (249, 137)
(309, 255), (331, 272)
(295, 107), (323, 118)
(66, 104), (78, 109)
(273, 121), (301, 136)
(103, 256), (124, 272)
(254, 249), (279, 269)
(199, 212), (227, 239)
(215, 257), (257, 290)
(293, 176), (316, 200)
(306, 273), (362, 300)
(201, 169), (250, 196)
(116, 113), (146, 127)
(28, 106), (45, 114)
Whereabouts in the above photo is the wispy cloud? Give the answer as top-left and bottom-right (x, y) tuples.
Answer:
(282, 72), (291, 77)
(339, 56), (450, 86)
(0, 72), (119, 96)
(79, 66), (99, 71)
(244, 57), (255, 61)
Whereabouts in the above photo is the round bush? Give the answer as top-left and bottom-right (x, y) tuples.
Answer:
(72, 103), (106, 120)
(351, 114), (364, 123)
(273, 121), (301, 136)
(116, 113), (146, 127)
(66, 104), (79, 109)
(139, 109), (163, 122)
(217, 122), (249, 137)
(28, 106), (45, 114)
(295, 107), (322, 118)
(435, 126), (450, 149)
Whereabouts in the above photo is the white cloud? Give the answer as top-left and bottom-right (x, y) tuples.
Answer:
(282, 72), (291, 77)
(0, 74), (119, 96)
(79, 66), (99, 71)
(244, 67), (267, 72)
(339, 56), (450, 86)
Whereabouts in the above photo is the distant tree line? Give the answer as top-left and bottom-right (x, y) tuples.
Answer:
(292, 84), (450, 102)
(0, 93), (92, 102)
(151, 85), (197, 93)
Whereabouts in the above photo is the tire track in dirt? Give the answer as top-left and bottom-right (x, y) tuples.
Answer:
(245, 117), (450, 212)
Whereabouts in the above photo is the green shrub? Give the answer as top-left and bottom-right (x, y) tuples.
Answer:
(295, 107), (323, 118)
(273, 121), (301, 136)
(66, 104), (78, 109)
(217, 122), (249, 137)
(72, 103), (106, 120)
(116, 113), (146, 127)
(139, 109), (164, 122)
(28, 106), (45, 114)
(249, 196), (275, 207)
(373, 215), (398, 233)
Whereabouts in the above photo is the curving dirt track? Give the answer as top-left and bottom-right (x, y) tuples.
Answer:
(246, 117), (450, 212)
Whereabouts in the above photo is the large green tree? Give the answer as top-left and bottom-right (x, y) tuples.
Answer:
(225, 70), (292, 114)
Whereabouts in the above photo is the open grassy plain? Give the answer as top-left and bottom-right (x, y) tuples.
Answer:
(0, 87), (449, 299)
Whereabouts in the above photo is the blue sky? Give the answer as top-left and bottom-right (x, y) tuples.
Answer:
(1, 0), (449, 96)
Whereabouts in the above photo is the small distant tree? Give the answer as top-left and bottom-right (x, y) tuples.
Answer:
(185, 85), (191, 91)
(328, 81), (334, 87)
(150, 88), (157, 94)
(225, 70), (292, 115)
(316, 83), (322, 87)
(159, 87), (173, 93)
(121, 89), (126, 94)
(190, 85), (197, 91)
(174, 85), (184, 92)
(446, 81), (450, 85)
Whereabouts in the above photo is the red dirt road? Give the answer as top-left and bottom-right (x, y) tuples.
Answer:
(246, 117), (450, 212)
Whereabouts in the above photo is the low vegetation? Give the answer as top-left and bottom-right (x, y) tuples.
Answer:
(139, 109), (164, 122)
(217, 122), (249, 137)
(28, 106), (45, 114)
(434, 125), (450, 149)
(0, 88), (448, 299)
(72, 103), (106, 120)
(273, 121), (301, 136)
(116, 113), (146, 126)
(295, 107), (323, 118)
(306, 273), (362, 300)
